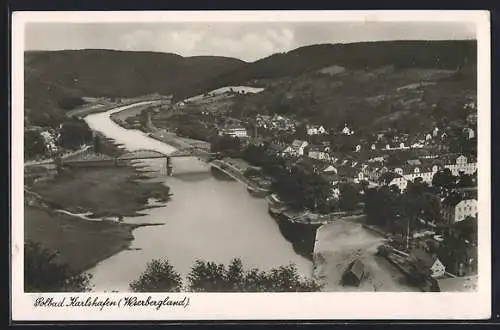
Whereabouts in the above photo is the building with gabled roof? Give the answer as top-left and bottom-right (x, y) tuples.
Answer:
(283, 139), (308, 157)
(341, 259), (365, 286)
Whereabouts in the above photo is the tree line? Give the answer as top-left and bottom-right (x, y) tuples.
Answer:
(25, 241), (321, 293)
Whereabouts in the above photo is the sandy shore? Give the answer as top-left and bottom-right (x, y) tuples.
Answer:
(313, 219), (419, 292)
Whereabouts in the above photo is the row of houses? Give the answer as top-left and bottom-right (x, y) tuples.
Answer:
(255, 114), (297, 132)
(275, 138), (476, 186)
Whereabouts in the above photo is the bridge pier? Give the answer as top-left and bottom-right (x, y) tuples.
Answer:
(166, 156), (173, 176)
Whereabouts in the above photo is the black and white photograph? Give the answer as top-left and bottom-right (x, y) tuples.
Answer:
(12, 10), (491, 320)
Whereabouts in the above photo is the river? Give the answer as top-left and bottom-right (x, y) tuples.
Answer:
(84, 102), (313, 292)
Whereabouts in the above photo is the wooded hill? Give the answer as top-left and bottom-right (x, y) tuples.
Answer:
(24, 40), (476, 127)
(24, 49), (245, 126)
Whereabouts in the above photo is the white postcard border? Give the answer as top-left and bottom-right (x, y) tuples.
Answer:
(11, 10), (491, 321)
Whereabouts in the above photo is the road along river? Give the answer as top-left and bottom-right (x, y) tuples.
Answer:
(84, 102), (312, 292)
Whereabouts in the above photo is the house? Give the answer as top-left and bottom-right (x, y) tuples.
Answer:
(342, 123), (354, 136)
(433, 127), (439, 137)
(306, 125), (327, 135)
(283, 139), (309, 157)
(308, 145), (330, 161)
(385, 159), (440, 186)
(442, 196), (477, 224)
(443, 154), (477, 176)
(218, 124), (248, 138)
(463, 98), (477, 110)
(388, 175), (408, 192)
(336, 164), (366, 183)
(371, 143), (377, 150)
(354, 144), (362, 152)
(341, 259), (365, 286)
(463, 127), (475, 140)
(410, 248), (446, 279)
(425, 133), (433, 141)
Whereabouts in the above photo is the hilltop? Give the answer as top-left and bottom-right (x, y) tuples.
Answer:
(24, 49), (245, 126)
(24, 40), (476, 129)
(173, 40), (476, 101)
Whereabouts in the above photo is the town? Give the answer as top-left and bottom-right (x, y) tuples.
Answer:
(108, 87), (478, 290)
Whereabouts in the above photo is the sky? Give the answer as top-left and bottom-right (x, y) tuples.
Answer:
(25, 22), (476, 62)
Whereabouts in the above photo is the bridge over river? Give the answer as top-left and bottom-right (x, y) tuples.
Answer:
(59, 145), (215, 176)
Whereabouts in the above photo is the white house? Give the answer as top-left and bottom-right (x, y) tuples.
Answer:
(464, 128), (475, 140)
(444, 155), (477, 176)
(433, 127), (440, 137)
(307, 125), (327, 136)
(442, 197), (477, 224)
(355, 144), (362, 152)
(388, 176), (408, 192)
(219, 125), (248, 138)
(342, 123), (353, 136)
(284, 139), (309, 157)
(385, 161), (439, 187)
(308, 146), (330, 161)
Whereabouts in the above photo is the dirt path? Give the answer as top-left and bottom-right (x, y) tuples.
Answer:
(313, 220), (418, 292)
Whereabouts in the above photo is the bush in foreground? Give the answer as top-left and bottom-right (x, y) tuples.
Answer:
(130, 258), (321, 292)
(129, 259), (183, 292)
(24, 241), (93, 292)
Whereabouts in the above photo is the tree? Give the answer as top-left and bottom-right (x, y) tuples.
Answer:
(24, 130), (47, 160)
(432, 168), (456, 191)
(24, 241), (93, 292)
(186, 258), (321, 292)
(58, 96), (86, 110)
(129, 259), (182, 292)
(93, 135), (101, 154)
(338, 183), (360, 211)
(210, 135), (241, 154)
(59, 119), (93, 150)
(456, 171), (474, 188)
(364, 186), (400, 231)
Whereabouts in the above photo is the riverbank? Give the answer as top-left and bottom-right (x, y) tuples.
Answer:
(312, 219), (419, 292)
(24, 205), (163, 274)
(28, 134), (171, 218)
(25, 132), (172, 276)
